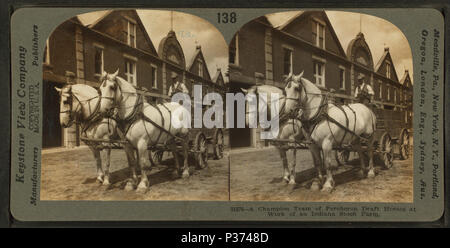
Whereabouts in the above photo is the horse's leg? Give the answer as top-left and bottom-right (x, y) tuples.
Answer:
(169, 141), (181, 178)
(124, 144), (138, 191)
(123, 144), (138, 191)
(136, 139), (150, 193)
(309, 143), (323, 191)
(89, 146), (104, 183)
(354, 139), (366, 179)
(102, 148), (111, 186)
(276, 145), (289, 183)
(367, 136), (375, 178)
(321, 138), (335, 193)
(286, 148), (297, 185)
(181, 137), (190, 178)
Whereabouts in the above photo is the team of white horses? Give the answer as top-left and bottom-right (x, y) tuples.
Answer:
(56, 69), (376, 193)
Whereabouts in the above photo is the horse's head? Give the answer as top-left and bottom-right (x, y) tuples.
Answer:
(99, 69), (120, 115)
(241, 87), (257, 127)
(55, 85), (77, 128)
(284, 71), (304, 113)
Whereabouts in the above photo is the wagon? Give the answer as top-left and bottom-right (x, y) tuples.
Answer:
(148, 127), (225, 168)
(334, 108), (412, 168)
(147, 99), (225, 169)
(268, 107), (412, 169)
(80, 99), (226, 171)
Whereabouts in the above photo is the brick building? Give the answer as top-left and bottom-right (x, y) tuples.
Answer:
(43, 10), (227, 148)
(228, 11), (413, 148)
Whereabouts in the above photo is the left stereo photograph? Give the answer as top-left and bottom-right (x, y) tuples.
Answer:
(41, 9), (231, 201)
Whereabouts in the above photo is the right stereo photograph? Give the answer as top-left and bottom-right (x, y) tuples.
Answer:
(228, 10), (413, 202)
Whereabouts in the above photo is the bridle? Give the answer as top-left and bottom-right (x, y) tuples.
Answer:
(59, 85), (101, 128)
(284, 75), (328, 122)
(100, 76), (123, 117)
(59, 86), (81, 128)
(99, 75), (144, 125)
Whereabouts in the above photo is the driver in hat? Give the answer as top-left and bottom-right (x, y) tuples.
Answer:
(354, 73), (374, 105)
(167, 72), (189, 97)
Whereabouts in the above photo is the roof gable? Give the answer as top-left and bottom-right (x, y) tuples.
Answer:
(212, 69), (224, 85)
(375, 48), (399, 82)
(278, 11), (346, 57)
(187, 46), (211, 80)
(86, 10), (158, 55)
(400, 70), (412, 88)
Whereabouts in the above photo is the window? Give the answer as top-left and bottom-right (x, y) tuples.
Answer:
(44, 39), (50, 64)
(94, 45), (104, 76)
(313, 61), (325, 87)
(198, 59), (203, 77)
(283, 47), (293, 76)
(386, 62), (391, 79)
(339, 66), (345, 90)
(387, 85), (390, 101)
(126, 20), (136, 48)
(229, 34), (238, 65)
(312, 19), (325, 49)
(394, 88), (397, 103)
(229, 34), (239, 65)
(151, 65), (157, 89)
(125, 59), (137, 86)
(379, 81), (382, 99)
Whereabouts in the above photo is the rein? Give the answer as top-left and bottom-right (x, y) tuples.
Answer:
(101, 76), (181, 143)
(60, 86), (102, 127)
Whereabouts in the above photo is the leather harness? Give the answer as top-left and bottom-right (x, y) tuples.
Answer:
(285, 78), (373, 147)
(102, 78), (183, 146)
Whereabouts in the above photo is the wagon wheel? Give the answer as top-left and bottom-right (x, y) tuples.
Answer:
(149, 151), (164, 167)
(194, 132), (208, 169)
(335, 150), (350, 166)
(380, 132), (394, 169)
(399, 129), (410, 160)
(213, 129), (224, 160)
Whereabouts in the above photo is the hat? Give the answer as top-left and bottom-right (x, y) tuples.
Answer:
(357, 74), (365, 81)
(171, 72), (178, 79)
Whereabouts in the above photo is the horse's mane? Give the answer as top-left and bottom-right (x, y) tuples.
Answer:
(71, 84), (98, 101)
(115, 75), (137, 93)
(299, 76), (322, 95)
(256, 85), (284, 96)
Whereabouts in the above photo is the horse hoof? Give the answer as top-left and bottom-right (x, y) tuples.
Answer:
(124, 182), (134, 191)
(367, 170), (375, 178)
(181, 171), (190, 178)
(310, 181), (320, 191)
(282, 176), (290, 184)
(321, 186), (333, 193)
(96, 176), (104, 184)
(357, 170), (366, 179)
(136, 186), (148, 194)
(102, 179), (111, 186)
(171, 170), (180, 179)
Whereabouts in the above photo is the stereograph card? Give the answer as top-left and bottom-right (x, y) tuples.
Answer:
(8, 6), (445, 223)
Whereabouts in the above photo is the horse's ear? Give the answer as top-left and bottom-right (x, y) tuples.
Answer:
(100, 71), (107, 80)
(293, 71), (303, 82)
(112, 69), (119, 78)
(54, 87), (62, 93)
(241, 88), (248, 94)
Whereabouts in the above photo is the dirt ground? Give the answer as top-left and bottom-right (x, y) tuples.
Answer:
(230, 147), (413, 202)
(41, 145), (412, 202)
(41, 147), (230, 201)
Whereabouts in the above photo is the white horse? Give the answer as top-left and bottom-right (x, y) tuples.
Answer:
(98, 70), (190, 193)
(55, 83), (136, 186)
(284, 72), (376, 192)
(242, 84), (305, 185)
